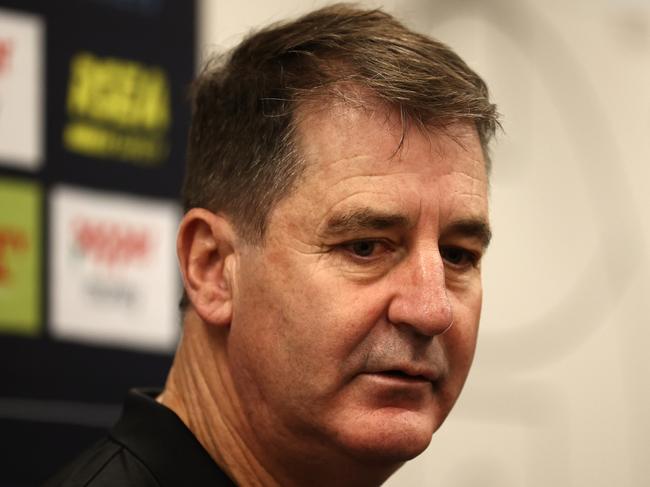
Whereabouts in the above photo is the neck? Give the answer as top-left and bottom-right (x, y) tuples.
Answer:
(159, 311), (399, 487)
(160, 311), (279, 486)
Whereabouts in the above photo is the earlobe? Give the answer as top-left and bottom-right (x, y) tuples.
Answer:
(177, 208), (236, 327)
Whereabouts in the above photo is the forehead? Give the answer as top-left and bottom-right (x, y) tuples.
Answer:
(287, 101), (489, 219)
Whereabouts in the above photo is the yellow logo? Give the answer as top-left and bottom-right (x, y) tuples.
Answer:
(63, 52), (171, 165)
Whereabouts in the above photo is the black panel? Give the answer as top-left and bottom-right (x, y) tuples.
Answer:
(0, 1), (195, 484)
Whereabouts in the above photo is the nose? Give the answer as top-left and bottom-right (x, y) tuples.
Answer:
(386, 244), (453, 336)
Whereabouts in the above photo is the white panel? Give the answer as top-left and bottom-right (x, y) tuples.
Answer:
(0, 8), (43, 169)
(49, 186), (180, 352)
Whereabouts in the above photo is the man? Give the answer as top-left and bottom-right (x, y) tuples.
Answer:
(46, 4), (497, 486)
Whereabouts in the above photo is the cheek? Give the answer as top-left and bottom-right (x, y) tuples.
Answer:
(231, 255), (344, 381)
(301, 274), (391, 338)
(274, 271), (393, 395)
(444, 321), (478, 370)
(444, 288), (482, 382)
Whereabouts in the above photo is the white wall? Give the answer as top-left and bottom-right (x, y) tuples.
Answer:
(199, 1), (650, 485)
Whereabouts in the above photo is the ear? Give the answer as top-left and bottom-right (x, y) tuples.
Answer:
(177, 208), (237, 327)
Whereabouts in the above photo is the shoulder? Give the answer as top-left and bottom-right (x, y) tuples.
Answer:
(43, 389), (236, 487)
(43, 437), (159, 487)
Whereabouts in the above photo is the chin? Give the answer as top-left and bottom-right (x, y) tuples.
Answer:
(339, 408), (437, 464)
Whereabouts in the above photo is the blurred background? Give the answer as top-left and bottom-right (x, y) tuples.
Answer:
(1, 0), (648, 485)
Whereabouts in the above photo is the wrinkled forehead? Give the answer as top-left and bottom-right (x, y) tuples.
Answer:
(292, 96), (487, 183)
(267, 98), (489, 252)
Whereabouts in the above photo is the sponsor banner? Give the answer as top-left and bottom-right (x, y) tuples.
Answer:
(0, 177), (41, 334)
(0, 8), (44, 170)
(49, 185), (180, 351)
(63, 51), (171, 165)
(45, 0), (195, 198)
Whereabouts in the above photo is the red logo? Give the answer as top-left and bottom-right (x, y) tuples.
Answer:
(71, 218), (151, 268)
(0, 39), (13, 75)
(0, 228), (28, 283)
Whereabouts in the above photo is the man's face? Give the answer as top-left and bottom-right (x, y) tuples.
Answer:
(227, 102), (489, 465)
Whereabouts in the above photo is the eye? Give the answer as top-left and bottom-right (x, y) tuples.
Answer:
(440, 246), (479, 269)
(350, 240), (376, 257)
(340, 239), (392, 260)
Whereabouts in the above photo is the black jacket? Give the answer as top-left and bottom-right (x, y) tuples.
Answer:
(43, 389), (236, 486)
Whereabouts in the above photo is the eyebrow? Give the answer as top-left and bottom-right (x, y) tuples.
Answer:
(321, 208), (492, 248)
(322, 208), (411, 237)
(442, 219), (492, 249)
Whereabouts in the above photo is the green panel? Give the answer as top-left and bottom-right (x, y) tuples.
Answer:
(0, 177), (41, 335)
